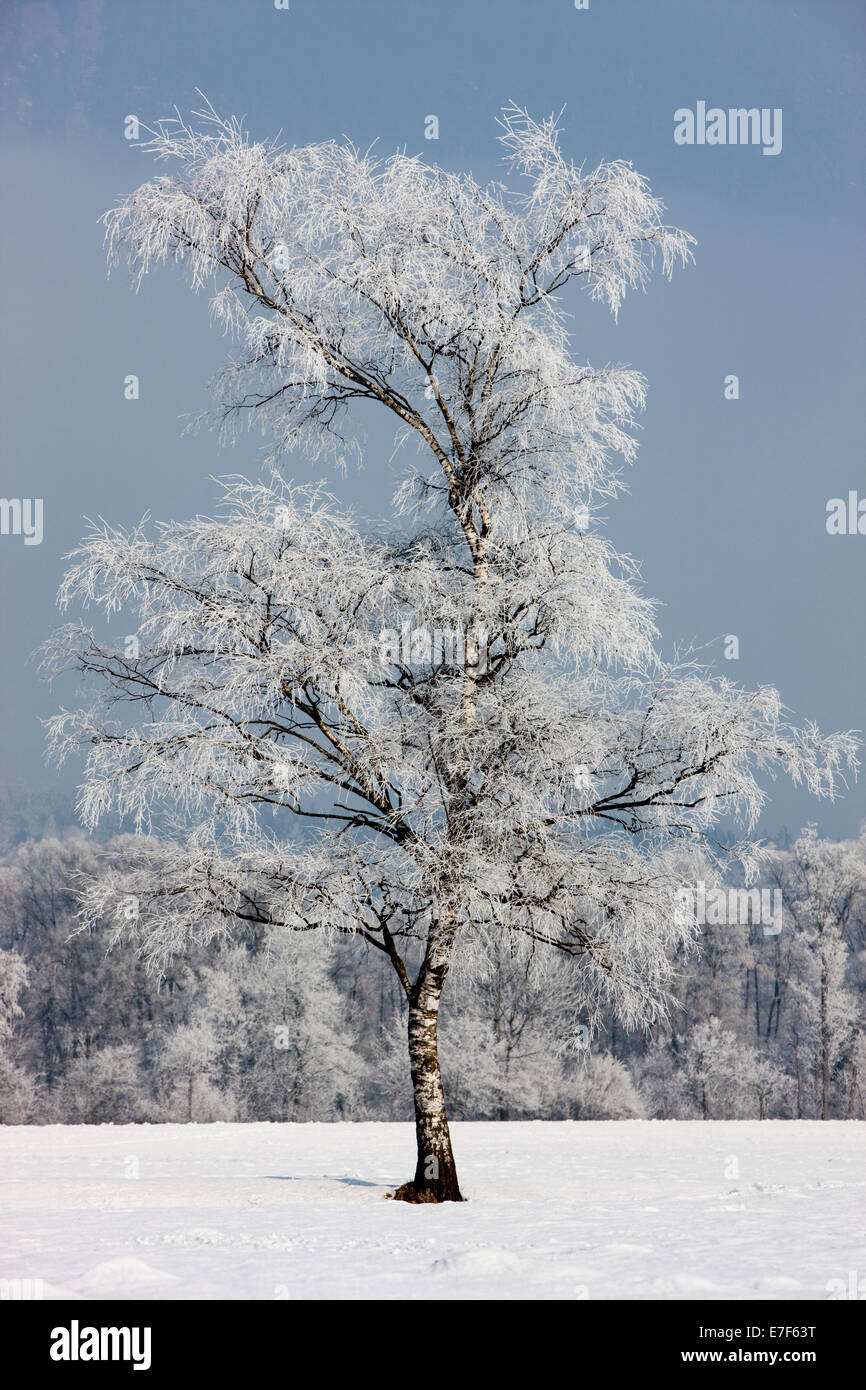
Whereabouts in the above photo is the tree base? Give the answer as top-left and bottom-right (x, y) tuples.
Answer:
(389, 1180), (465, 1204)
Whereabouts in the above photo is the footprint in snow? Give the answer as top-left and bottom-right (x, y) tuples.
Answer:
(71, 1258), (180, 1295)
(432, 1248), (521, 1275)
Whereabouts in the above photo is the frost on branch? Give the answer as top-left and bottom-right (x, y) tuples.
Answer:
(102, 98), (692, 511)
(42, 470), (857, 1032)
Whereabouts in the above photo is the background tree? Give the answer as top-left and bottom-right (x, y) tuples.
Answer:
(195, 933), (365, 1121)
(682, 1017), (790, 1120)
(43, 106), (857, 1198)
(0, 835), (189, 1105)
(0, 945), (32, 1123)
(60, 1042), (143, 1125)
(764, 828), (866, 1118)
(151, 1022), (228, 1123)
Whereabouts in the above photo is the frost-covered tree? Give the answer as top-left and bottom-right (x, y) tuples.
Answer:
(0, 946), (28, 1042)
(196, 933), (365, 1120)
(0, 835), (191, 1098)
(151, 1022), (230, 1122)
(60, 1043), (144, 1124)
(0, 946), (33, 1123)
(765, 828), (866, 1118)
(44, 106), (858, 1199)
(847, 1029), (866, 1120)
(683, 1018), (790, 1120)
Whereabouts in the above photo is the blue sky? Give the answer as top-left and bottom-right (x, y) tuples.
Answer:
(1, 0), (864, 838)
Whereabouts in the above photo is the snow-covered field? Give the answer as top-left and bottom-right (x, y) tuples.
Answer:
(1, 1121), (863, 1300)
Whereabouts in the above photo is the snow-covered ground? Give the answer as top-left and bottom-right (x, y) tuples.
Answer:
(1, 1121), (863, 1300)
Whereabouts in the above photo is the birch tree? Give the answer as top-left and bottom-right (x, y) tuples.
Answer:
(44, 105), (857, 1199)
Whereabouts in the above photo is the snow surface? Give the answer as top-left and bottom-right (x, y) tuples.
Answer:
(1, 1121), (863, 1300)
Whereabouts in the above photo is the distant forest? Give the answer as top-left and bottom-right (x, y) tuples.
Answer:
(2, 785), (863, 1126)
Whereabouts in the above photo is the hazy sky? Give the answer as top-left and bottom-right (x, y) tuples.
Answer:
(1, 0), (863, 839)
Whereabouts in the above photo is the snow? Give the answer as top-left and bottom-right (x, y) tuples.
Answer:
(1, 1120), (863, 1300)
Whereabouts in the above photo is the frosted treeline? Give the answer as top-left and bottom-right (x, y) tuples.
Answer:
(1, 824), (863, 1124)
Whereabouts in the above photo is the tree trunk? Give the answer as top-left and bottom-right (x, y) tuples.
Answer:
(389, 530), (486, 1206)
(392, 968), (464, 1203)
